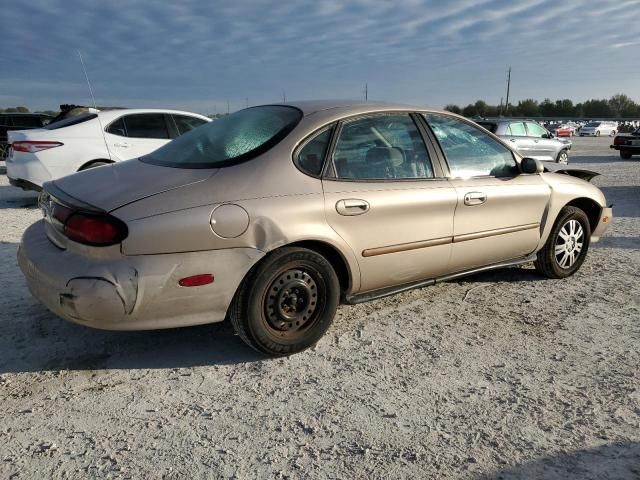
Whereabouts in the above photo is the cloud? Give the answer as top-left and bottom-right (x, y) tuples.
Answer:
(2, 0), (640, 111)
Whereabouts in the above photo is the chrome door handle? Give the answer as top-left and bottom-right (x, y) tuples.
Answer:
(114, 142), (129, 148)
(509, 138), (517, 142)
(336, 199), (370, 216)
(463, 192), (487, 206)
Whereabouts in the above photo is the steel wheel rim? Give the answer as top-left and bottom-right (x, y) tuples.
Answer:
(559, 152), (568, 164)
(555, 219), (584, 269)
(264, 268), (321, 336)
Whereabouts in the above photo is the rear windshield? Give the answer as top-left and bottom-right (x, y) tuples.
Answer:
(143, 106), (302, 169)
(477, 122), (497, 133)
(45, 113), (98, 130)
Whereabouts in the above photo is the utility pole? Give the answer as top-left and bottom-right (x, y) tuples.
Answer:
(505, 67), (511, 115)
(226, 99), (230, 115)
(364, 83), (368, 102)
(245, 97), (249, 108)
(282, 91), (286, 103)
(499, 97), (504, 116)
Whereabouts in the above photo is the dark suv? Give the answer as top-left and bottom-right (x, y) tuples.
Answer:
(0, 113), (53, 160)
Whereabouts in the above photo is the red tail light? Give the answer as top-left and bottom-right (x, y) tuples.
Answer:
(613, 136), (627, 146)
(12, 141), (63, 153)
(63, 212), (128, 246)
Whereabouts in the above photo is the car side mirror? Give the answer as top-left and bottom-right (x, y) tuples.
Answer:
(521, 157), (544, 174)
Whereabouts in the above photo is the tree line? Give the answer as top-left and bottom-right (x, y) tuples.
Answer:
(0, 106), (58, 116)
(444, 94), (640, 119)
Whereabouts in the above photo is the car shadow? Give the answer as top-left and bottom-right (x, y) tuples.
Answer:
(0, 242), (265, 374)
(449, 265), (547, 285)
(0, 184), (39, 209)
(475, 442), (640, 480)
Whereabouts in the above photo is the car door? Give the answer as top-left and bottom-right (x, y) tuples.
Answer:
(503, 121), (534, 158)
(104, 113), (172, 161)
(322, 113), (458, 293)
(423, 113), (551, 272)
(525, 122), (555, 161)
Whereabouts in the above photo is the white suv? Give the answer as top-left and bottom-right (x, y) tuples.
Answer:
(579, 121), (617, 137)
(7, 109), (210, 191)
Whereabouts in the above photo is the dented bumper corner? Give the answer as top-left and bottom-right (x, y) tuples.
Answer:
(18, 221), (264, 330)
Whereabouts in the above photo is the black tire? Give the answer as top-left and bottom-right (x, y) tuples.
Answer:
(556, 149), (569, 164)
(535, 206), (591, 279)
(609, 130), (616, 137)
(620, 150), (632, 160)
(79, 161), (110, 171)
(595, 131), (601, 136)
(228, 247), (340, 356)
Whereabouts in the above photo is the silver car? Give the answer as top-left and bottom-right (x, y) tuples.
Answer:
(580, 121), (618, 137)
(477, 119), (571, 164)
(18, 101), (612, 356)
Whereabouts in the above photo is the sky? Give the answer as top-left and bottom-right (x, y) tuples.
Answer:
(2, 0), (640, 114)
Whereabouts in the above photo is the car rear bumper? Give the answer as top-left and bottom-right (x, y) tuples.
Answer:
(18, 221), (264, 330)
(591, 207), (613, 242)
(6, 152), (52, 188)
(9, 177), (43, 192)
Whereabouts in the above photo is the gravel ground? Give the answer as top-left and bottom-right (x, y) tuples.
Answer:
(0, 136), (638, 479)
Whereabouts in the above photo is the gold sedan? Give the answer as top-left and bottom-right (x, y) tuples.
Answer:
(18, 101), (612, 355)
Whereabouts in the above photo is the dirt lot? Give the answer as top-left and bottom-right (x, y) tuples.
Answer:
(0, 136), (638, 479)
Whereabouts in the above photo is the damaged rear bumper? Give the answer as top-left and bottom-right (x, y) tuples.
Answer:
(18, 221), (264, 330)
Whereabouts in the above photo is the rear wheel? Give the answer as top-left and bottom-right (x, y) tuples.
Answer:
(228, 247), (340, 356)
(535, 206), (591, 279)
(595, 130), (601, 136)
(609, 130), (616, 137)
(620, 150), (632, 160)
(556, 150), (569, 164)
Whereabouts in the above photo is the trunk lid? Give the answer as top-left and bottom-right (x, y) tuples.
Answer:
(49, 158), (218, 212)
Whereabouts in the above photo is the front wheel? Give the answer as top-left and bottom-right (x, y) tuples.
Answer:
(228, 247), (340, 356)
(595, 130), (601, 136)
(535, 206), (591, 279)
(609, 130), (616, 137)
(556, 150), (569, 164)
(620, 150), (632, 160)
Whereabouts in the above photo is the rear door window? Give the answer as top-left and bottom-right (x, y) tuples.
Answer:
(173, 115), (208, 135)
(332, 114), (434, 180)
(507, 122), (526, 136)
(123, 114), (170, 139)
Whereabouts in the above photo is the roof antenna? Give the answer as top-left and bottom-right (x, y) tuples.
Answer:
(78, 50), (97, 109)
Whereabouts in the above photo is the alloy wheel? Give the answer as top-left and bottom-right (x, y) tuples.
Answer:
(554, 219), (584, 269)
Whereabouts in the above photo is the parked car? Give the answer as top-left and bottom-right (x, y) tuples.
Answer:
(611, 127), (640, 159)
(551, 123), (578, 137)
(6, 109), (210, 191)
(580, 121), (617, 137)
(476, 119), (571, 164)
(0, 113), (53, 160)
(18, 101), (612, 356)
